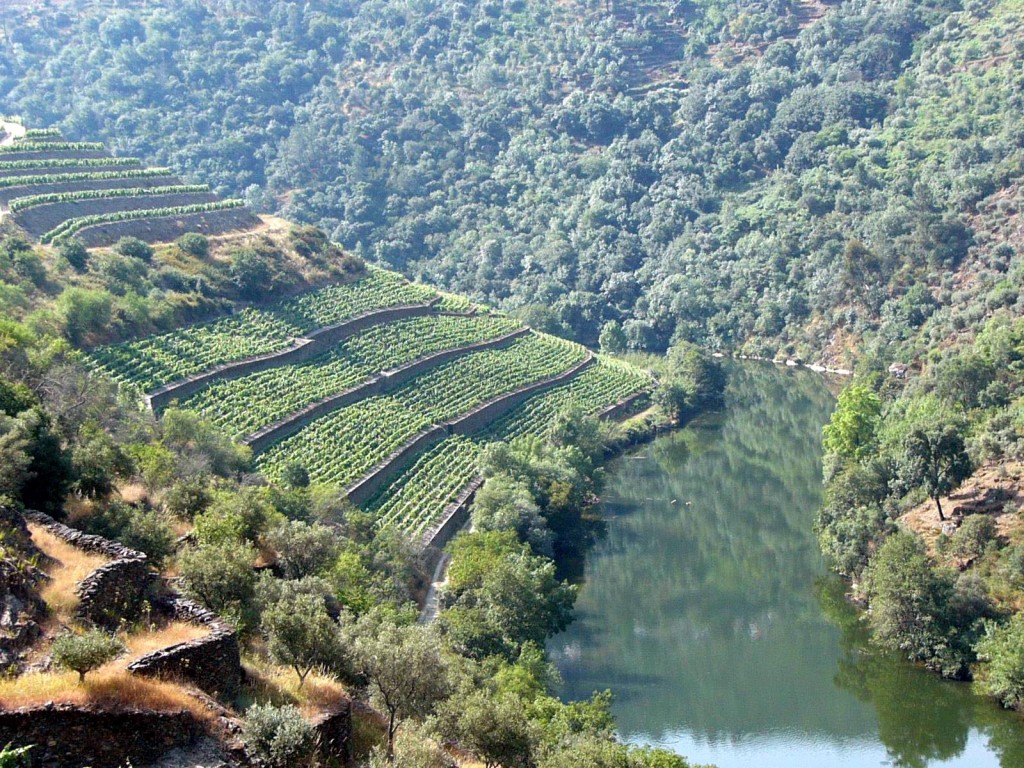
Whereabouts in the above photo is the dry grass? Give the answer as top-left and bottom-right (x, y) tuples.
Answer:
(241, 659), (349, 716)
(121, 622), (210, 665)
(0, 668), (215, 722)
(28, 523), (109, 620)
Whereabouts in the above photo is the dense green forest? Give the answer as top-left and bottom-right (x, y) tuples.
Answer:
(4, 0), (1022, 361)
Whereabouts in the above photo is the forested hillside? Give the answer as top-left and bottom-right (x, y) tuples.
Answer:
(3, 0), (1021, 363)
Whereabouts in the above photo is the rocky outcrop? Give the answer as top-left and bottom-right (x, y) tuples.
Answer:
(0, 507), (45, 673)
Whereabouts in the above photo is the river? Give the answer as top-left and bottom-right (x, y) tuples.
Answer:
(548, 363), (1024, 768)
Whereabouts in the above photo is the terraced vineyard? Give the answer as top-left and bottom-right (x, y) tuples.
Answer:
(389, 333), (587, 423)
(371, 435), (482, 539)
(1, 127), (257, 245)
(255, 333), (588, 486)
(86, 308), (299, 392)
(256, 395), (431, 487)
(85, 268), (440, 391)
(362, 358), (653, 539)
(182, 314), (522, 438)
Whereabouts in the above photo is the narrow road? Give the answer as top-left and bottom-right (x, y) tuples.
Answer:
(418, 552), (451, 625)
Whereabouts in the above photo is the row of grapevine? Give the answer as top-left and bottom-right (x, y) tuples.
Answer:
(0, 141), (105, 154)
(9, 184), (210, 212)
(255, 395), (431, 487)
(85, 308), (300, 392)
(182, 314), (521, 439)
(41, 199), (246, 244)
(487, 358), (654, 442)
(273, 268), (437, 332)
(85, 268), (440, 391)
(389, 333), (588, 423)
(253, 333), (587, 491)
(365, 357), (655, 537)
(20, 128), (61, 139)
(0, 168), (172, 189)
(371, 436), (482, 538)
(0, 157), (140, 171)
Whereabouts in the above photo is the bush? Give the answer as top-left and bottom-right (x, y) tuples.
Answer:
(175, 232), (209, 258)
(51, 630), (125, 683)
(113, 236), (153, 262)
(241, 704), (315, 768)
(178, 541), (258, 628)
(947, 514), (997, 560)
(58, 239), (89, 272)
(82, 500), (175, 566)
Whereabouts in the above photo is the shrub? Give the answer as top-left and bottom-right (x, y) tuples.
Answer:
(113, 236), (153, 262)
(58, 239), (89, 272)
(175, 232), (209, 258)
(81, 500), (175, 566)
(947, 514), (997, 560)
(51, 630), (125, 683)
(241, 704), (315, 768)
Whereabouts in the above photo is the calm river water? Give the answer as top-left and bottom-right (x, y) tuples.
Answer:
(549, 363), (1024, 768)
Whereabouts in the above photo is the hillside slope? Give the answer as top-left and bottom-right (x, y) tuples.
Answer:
(2, 0), (1021, 365)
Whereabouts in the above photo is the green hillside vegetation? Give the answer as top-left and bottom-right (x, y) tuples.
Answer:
(4, 0), (1021, 366)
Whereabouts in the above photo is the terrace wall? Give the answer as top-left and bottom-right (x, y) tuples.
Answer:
(0, 149), (110, 162)
(73, 207), (261, 247)
(0, 705), (203, 768)
(16, 191), (220, 237)
(0, 162), (142, 179)
(598, 391), (650, 421)
(127, 595), (241, 700)
(0, 175), (183, 204)
(24, 511), (154, 630)
(148, 301), (440, 413)
(345, 427), (449, 507)
(421, 477), (484, 573)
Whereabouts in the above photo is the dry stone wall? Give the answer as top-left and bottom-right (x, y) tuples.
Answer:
(24, 511), (154, 629)
(0, 704), (203, 768)
(127, 594), (241, 700)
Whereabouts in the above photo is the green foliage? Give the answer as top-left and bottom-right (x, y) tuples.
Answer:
(178, 541), (258, 628)
(51, 629), (125, 683)
(901, 426), (973, 520)
(241, 704), (315, 768)
(174, 232), (209, 258)
(43, 200), (244, 244)
(823, 384), (883, 461)
(265, 520), (341, 580)
(57, 239), (89, 272)
(9, 185), (209, 213)
(80, 500), (174, 565)
(946, 515), (998, 561)
(262, 592), (341, 687)
(653, 343), (725, 423)
(0, 743), (32, 768)
(975, 613), (1024, 710)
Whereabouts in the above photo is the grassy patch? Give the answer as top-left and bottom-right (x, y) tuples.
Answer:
(0, 668), (215, 721)
(240, 659), (349, 716)
(121, 622), (210, 665)
(28, 523), (109, 620)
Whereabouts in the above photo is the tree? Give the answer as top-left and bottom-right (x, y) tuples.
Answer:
(975, 614), (1024, 710)
(58, 239), (89, 272)
(902, 426), (973, 520)
(230, 247), (272, 300)
(280, 461), (310, 489)
(823, 384), (883, 461)
(178, 540), (258, 627)
(241, 704), (315, 768)
(51, 630), (125, 683)
(346, 615), (455, 761)
(598, 321), (627, 354)
(439, 689), (536, 768)
(262, 592), (340, 688)
(113, 236), (153, 262)
(471, 477), (553, 557)
(175, 232), (209, 258)
(266, 520), (341, 579)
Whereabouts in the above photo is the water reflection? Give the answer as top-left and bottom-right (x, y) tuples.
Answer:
(550, 363), (1024, 768)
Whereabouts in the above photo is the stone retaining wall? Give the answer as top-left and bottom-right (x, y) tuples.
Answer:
(345, 427), (449, 507)
(598, 391), (650, 421)
(127, 594), (242, 700)
(0, 704), (203, 768)
(24, 511), (154, 629)
(245, 326), (530, 454)
(310, 703), (352, 763)
(146, 301), (440, 412)
(421, 477), (484, 574)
